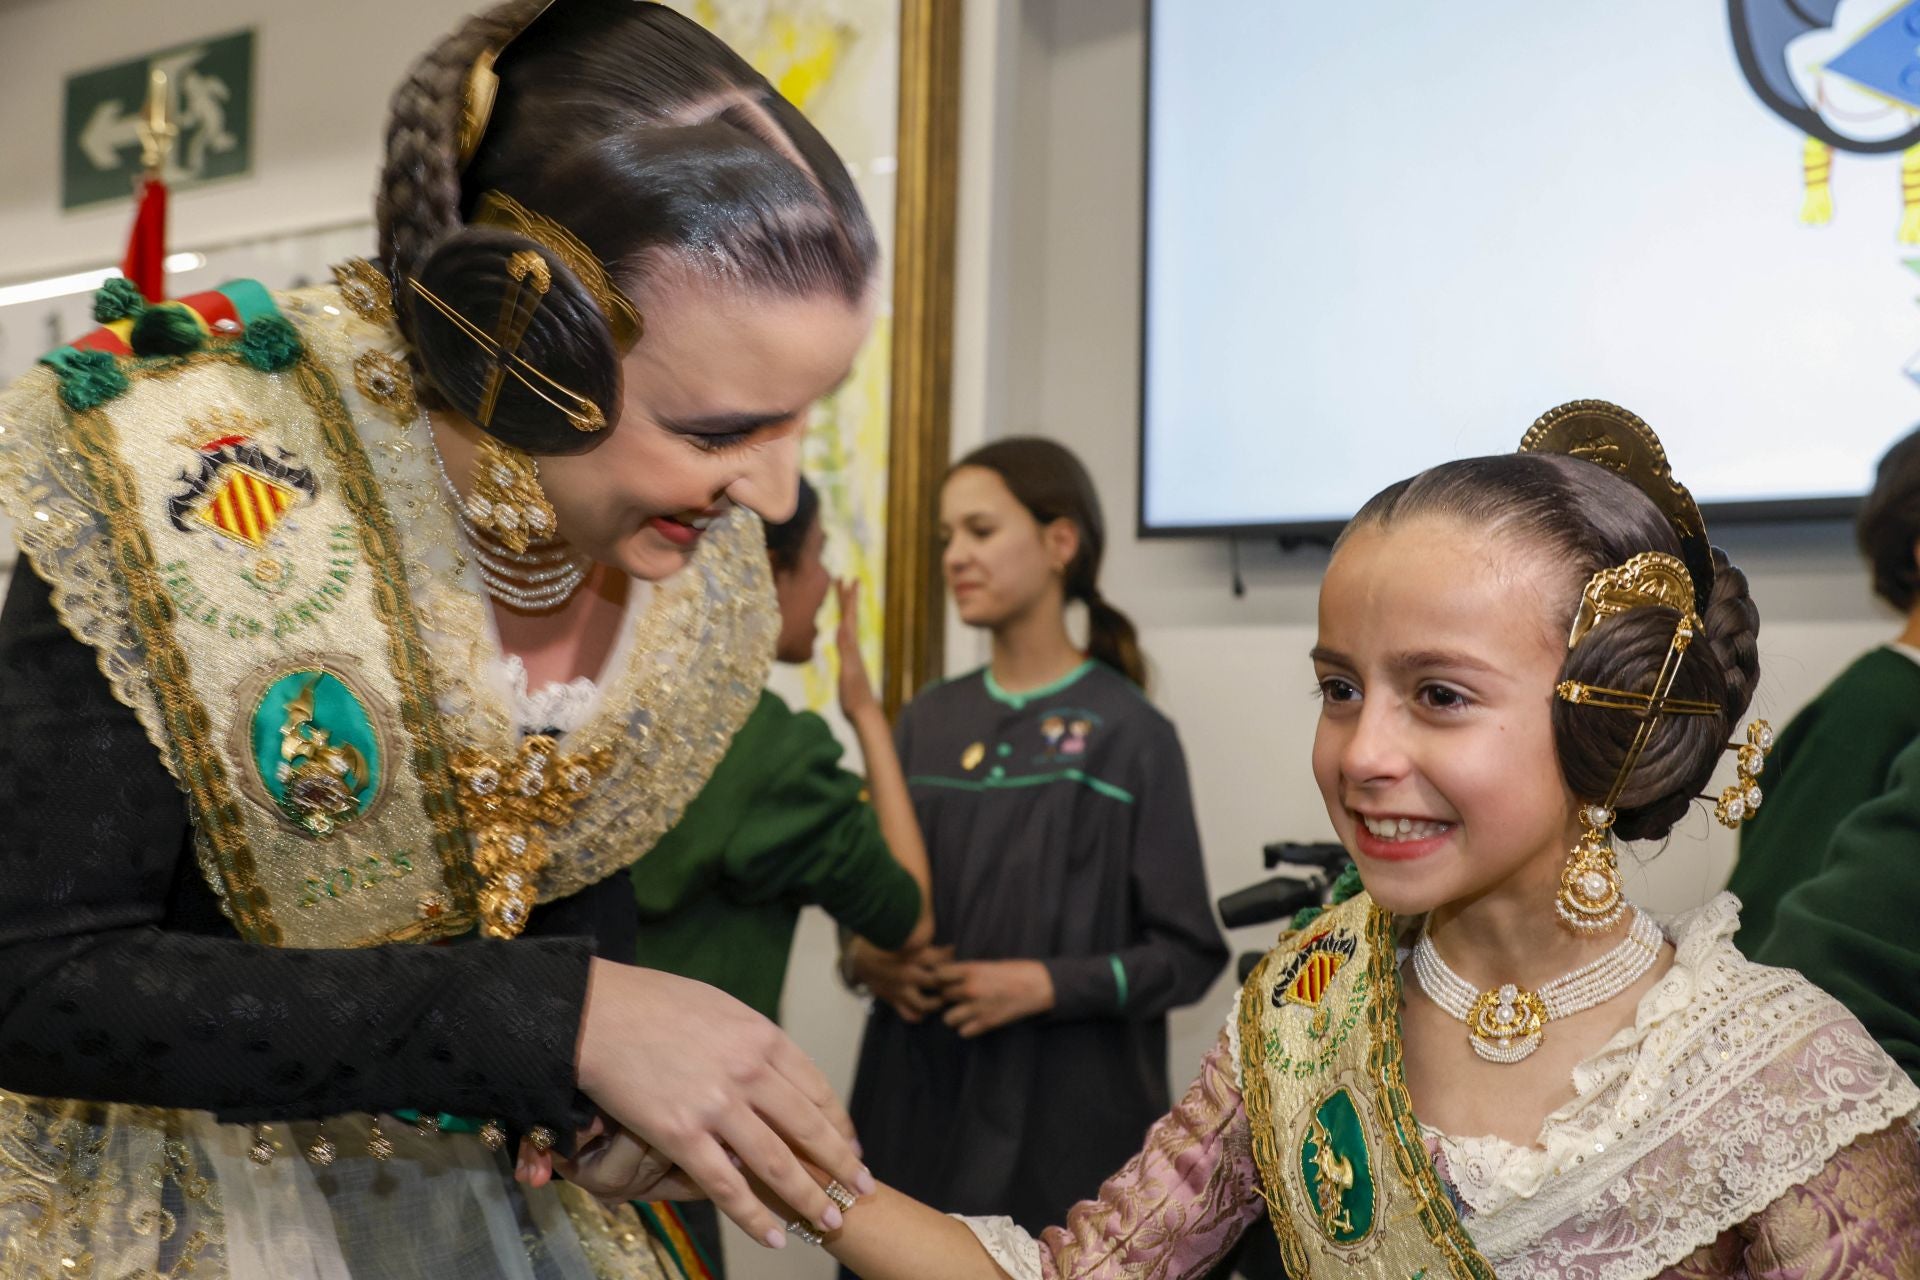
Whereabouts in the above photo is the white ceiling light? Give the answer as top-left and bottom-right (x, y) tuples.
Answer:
(0, 253), (209, 310)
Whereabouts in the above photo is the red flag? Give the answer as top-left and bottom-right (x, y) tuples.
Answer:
(121, 174), (169, 303)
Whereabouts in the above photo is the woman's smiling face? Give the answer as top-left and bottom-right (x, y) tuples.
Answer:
(1310, 514), (1582, 916)
(537, 277), (874, 582)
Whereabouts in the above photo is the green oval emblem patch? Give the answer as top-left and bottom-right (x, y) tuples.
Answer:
(1299, 1085), (1375, 1244)
(252, 667), (381, 837)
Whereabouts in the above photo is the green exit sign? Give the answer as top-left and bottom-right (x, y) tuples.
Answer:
(62, 30), (254, 210)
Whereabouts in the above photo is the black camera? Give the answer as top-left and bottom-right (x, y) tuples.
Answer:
(1217, 841), (1349, 983)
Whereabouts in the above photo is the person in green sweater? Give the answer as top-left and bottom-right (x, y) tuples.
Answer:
(628, 477), (934, 1276)
(1757, 733), (1920, 1083)
(1729, 425), (1920, 953)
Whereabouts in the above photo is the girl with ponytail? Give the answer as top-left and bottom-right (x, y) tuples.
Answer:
(844, 435), (1228, 1234)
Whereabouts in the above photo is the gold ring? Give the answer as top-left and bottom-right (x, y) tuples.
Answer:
(824, 1179), (856, 1211)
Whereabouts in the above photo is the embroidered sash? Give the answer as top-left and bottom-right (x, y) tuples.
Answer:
(0, 273), (776, 948)
(1239, 892), (1494, 1279)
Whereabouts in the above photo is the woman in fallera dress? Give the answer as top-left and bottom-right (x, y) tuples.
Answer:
(0, 2), (881, 1274)
(752, 403), (1920, 1278)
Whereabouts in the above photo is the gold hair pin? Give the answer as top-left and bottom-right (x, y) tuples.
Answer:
(1553, 550), (1720, 931)
(409, 252), (607, 435)
(471, 191), (643, 351)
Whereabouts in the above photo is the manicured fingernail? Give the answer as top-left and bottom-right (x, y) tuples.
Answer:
(852, 1138), (865, 1158)
(856, 1166), (876, 1195)
(728, 1152), (744, 1168)
(822, 1204), (844, 1231)
(764, 1228), (787, 1249)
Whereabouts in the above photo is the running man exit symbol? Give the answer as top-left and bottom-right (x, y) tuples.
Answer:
(62, 30), (253, 209)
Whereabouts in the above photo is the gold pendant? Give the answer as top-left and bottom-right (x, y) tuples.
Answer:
(961, 742), (985, 771)
(1467, 983), (1547, 1063)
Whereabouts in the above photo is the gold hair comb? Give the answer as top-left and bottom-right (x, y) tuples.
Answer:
(1520, 400), (1714, 610)
(471, 191), (643, 351)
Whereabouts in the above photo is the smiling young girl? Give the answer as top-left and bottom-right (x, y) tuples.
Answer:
(757, 403), (1920, 1278)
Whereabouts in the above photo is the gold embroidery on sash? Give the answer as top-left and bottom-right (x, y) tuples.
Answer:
(1239, 894), (1495, 1278)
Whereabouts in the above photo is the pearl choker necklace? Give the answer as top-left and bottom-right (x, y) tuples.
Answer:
(427, 430), (590, 613)
(1412, 907), (1663, 1064)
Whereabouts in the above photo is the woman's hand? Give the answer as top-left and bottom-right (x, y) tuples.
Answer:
(850, 938), (953, 1024)
(935, 959), (1056, 1038)
(835, 579), (880, 722)
(574, 960), (871, 1247)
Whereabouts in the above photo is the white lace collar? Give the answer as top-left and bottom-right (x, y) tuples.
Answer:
(490, 580), (655, 737)
(1420, 893), (1733, 1209)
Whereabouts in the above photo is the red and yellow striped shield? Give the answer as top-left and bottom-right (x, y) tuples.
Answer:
(1285, 948), (1346, 1009)
(197, 466), (298, 548)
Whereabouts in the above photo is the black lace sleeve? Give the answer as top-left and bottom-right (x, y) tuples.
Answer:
(0, 561), (592, 1136)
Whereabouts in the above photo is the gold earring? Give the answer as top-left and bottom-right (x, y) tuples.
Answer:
(465, 435), (557, 554)
(1715, 720), (1774, 827)
(1558, 803), (1626, 933)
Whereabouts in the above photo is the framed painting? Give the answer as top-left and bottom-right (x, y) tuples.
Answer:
(666, 0), (960, 717)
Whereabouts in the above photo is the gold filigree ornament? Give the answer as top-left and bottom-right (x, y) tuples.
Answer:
(1715, 719), (1775, 827)
(466, 433), (558, 555)
(1520, 399), (1715, 609)
(452, 734), (613, 937)
(331, 257), (396, 327)
(353, 348), (416, 419)
(1465, 984), (1550, 1064)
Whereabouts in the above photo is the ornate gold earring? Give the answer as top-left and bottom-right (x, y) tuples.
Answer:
(1715, 720), (1774, 827)
(465, 435), (557, 554)
(1558, 803), (1626, 933)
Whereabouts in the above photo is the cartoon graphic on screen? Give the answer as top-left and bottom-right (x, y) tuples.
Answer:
(1730, 0), (1920, 238)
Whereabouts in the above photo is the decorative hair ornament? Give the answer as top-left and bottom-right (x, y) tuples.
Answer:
(1519, 399), (1715, 609)
(408, 255), (609, 436)
(1552, 552), (1721, 930)
(456, 0), (561, 170)
(471, 190), (643, 350)
(1715, 719), (1775, 827)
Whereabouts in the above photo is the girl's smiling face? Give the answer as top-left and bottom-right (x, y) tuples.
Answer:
(1310, 514), (1582, 916)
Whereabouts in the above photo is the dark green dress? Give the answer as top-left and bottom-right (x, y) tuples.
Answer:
(1756, 730), (1920, 1084)
(629, 689), (922, 1022)
(1728, 646), (1920, 953)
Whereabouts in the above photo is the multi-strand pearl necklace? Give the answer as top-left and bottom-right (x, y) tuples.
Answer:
(1412, 906), (1664, 1064)
(428, 434), (590, 613)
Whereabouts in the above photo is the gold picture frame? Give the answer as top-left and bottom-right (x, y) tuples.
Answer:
(882, 0), (962, 714)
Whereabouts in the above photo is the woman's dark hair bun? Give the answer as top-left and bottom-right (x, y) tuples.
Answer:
(403, 227), (621, 454)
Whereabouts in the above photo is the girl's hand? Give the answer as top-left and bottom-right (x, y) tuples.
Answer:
(934, 959), (1056, 1038)
(835, 579), (880, 721)
(516, 1114), (702, 1203)
(575, 960), (871, 1247)
(850, 938), (953, 1024)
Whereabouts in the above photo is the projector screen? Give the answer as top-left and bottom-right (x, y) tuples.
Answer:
(1142, 0), (1920, 535)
